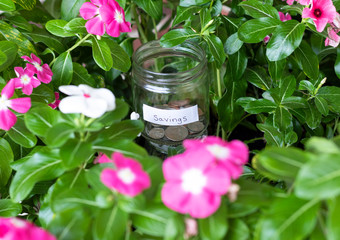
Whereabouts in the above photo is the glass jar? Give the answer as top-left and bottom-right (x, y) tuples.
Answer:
(132, 40), (209, 153)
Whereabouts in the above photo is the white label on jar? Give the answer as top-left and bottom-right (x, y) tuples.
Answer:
(143, 104), (199, 126)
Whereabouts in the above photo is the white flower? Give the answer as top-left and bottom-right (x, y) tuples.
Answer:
(58, 84), (115, 118)
(130, 111), (140, 120)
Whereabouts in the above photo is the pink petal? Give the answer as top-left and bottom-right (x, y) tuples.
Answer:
(205, 166), (231, 195)
(14, 67), (24, 77)
(31, 77), (41, 88)
(0, 109), (17, 131)
(26, 63), (37, 74)
(79, 2), (99, 20)
(13, 78), (24, 89)
(30, 53), (41, 65)
(315, 18), (329, 32)
(21, 84), (34, 95)
(98, 153), (112, 163)
(85, 17), (105, 36)
(1, 79), (15, 99)
(119, 21), (131, 33)
(9, 98), (31, 113)
(228, 140), (249, 164)
(99, 4), (115, 23)
(186, 190), (221, 218)
(21, 55), (33, 63)
(298, 0), (310, 5)
(113, 152), (142, 169)
(302, 8), (313, 19)
(161, 182), (190, 214)
(106, 21), (120, 37)
(91, 0), (106, 7)
(286, 0), (295, 5)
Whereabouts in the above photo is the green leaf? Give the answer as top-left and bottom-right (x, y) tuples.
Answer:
(103, 39), (131, 72)
(299, 80), (315, 93)
(30, 84), (55, 103)
(8, 117), (37, 148)
(281, 96), (307, 110)
(315, 96), (329, 116)
(64, 18), (87, 34)
(295, 153), (340, 199)
(45, 122), (75, 147)
(225, 219), (249, 240)
(266, 20), (305, 61)
(305, 137), (340, 155)
(52, 51), (73, 88)
(60, 139), (93, 169)
(95, 99), (129, 126)
(61, 0), (86, 21)
(285, 131), (298, 146)
(131, 204), (174, 237)
(134, 0), (163, 20)
(0, 199), (22, 217)
(224, 32), (243, 55)
(327, 196), (340, 240)
(0, 50), (6, 66)
(277, 75), (296, 102)
(0, 41), (17, 72)
(160, 28), (197, 48)
(46, 19), (75, 37)
(239, 0), (279, 19)
(93, 207), (128, 240)
(205, 35), (226, 67)
(24, 27), (65, 54)
(274, 106), (292, 131)
(238, 17), (280, 43)
(164, 215), (185, 240)
(211, 0), (222, 17)
(244, 99), (276, 114)
(200, 8), (211, 30)
(335, 47), (340, 79)
(199, 204), (228, 240)
(257, 123), (284, 147)
(92, 38), (113, 71)
(256, 146), (311, 181)
(268, 58), (286, 82)
(227, 46), (247, 80)
(294, 40), (319, 80)
(257, 196), (319, 240)
(25, 104), (61, 137)
(304, 101), (322, 129)
(0, 20), (36, 56)
(97, 120), (143, 142)
(173, 6), (200, 26)
(7, 16), (32, 31)
(10, 148), (65, 202)
(245, 66), (271, 90)
(72, 62), (96, 87)
(93, 139), (147, 160)
(13, 0), (36, 10)
(0, 138), (13, 186)
(318, 86), (340, 113)
(179, 0), (210, 7)
(0, 0), (16, 11)
(43, 0), (62, 19)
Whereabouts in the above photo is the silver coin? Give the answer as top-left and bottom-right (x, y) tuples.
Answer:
(187, 121), (205, 133)
(148, 128), (165, 139)
(165, 126), (188, 141)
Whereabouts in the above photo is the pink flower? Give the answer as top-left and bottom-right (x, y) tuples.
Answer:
(298, 0), (310, 5)
(284, 0), (295, 5)
(0, 79), (31, 131)
(183, 137), (248, 179)
(22, 53), (53, 84)
(325, 27), (340, 47)
(106, 1), (131, 37)
(48, 92), (61, 109)
(302, 0), (336, 32)
(263, 35), (271, 43)
(161, 149), (231, 218)
(100, 152), (151, 197)
(279, 12), (292, 22)
(11, 67), (40, 95)
(0, 217), (56, 240)
(184, 218), (198, 239)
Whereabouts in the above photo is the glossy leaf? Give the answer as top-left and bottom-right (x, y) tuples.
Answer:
(335, 47), (340, 79)
(179, 0), (210, 7)
(8, 117), (37, 148)
(46, 19), (74, 37)
(61, 0), (86, 21)
(299, 80), (315, 93)
(225, 219), (249, 240)
(268, 58), (286, 82)
(239, 0), (279, 19)
(30, 84), (55, 103)
(45, 122), (75, 147)
(238, 17), (280, 43)
(13, 0), (36, 10)
(257, 123), (284, 147)
(10, 148), (65, 202)
(304, 102), (322, 129)
(52, 51), (73, 87)
(93, 207), (128, 240)
(205, 35), (226, 67)
(95, 99), (129, 126)
(72, 62), (96, 87)
(0, 20), (36, 56)
(0, 199), (22, 217)
(92, 38), (113, 71)
(294, 40), (319, 80)
(244, 99), (276, 114)
(224, 32), (243, 55)
(245, 66), (271, 90)
(274, 106), (292, 131)
(0, 138), (13, 186)
(7, 15), (32, 31)
(160, 28), (197, 48)
(266, 20), (305, 61)
(0, 41), (17, 72)
(295, 153), (340, 199)
(257, 196), (319, 240)
(0, 0), (16, 11)
(314, 96), (328, 116)
(199, 204), (228, 240)
(64, 18), (87, 34)
(134, 0), (163, 20)
(318, 86), (340, 113)
(277, 75), (296, 102)
(97, 120), (143, 142)
(103, 39), (131, 72)
(227, 46), (247, 80)
(60, 139), (93, 169)
(327, 196), (340, 240)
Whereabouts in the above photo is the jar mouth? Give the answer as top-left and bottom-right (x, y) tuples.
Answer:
(132, 40), (207, 85)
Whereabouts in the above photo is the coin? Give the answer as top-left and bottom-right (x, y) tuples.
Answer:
(165, 126), (188, 141)
(198, 107), (204, 116)
(168, 99), (190, 108)
(187, 121), (205, 133)
(148, 128), (165, 139)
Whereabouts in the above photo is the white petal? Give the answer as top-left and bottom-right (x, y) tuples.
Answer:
(59, 96), (86, 114)
(82, 98), (108, 118)
(91, 88), (116, 111)
(79, 84), (95, 94)
(59, 85), (83, 96)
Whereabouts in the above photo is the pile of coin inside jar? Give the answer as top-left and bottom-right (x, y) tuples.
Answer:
(144, 99), (206, 143)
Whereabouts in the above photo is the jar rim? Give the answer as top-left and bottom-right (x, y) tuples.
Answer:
(132, 40), (207, 84)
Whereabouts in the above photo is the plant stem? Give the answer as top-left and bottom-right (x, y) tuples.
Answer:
(152, 18), (158, 40)
(132, 4), (148, 44)
(49, 33), (92, 67)
(216, 68), (222, 98)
